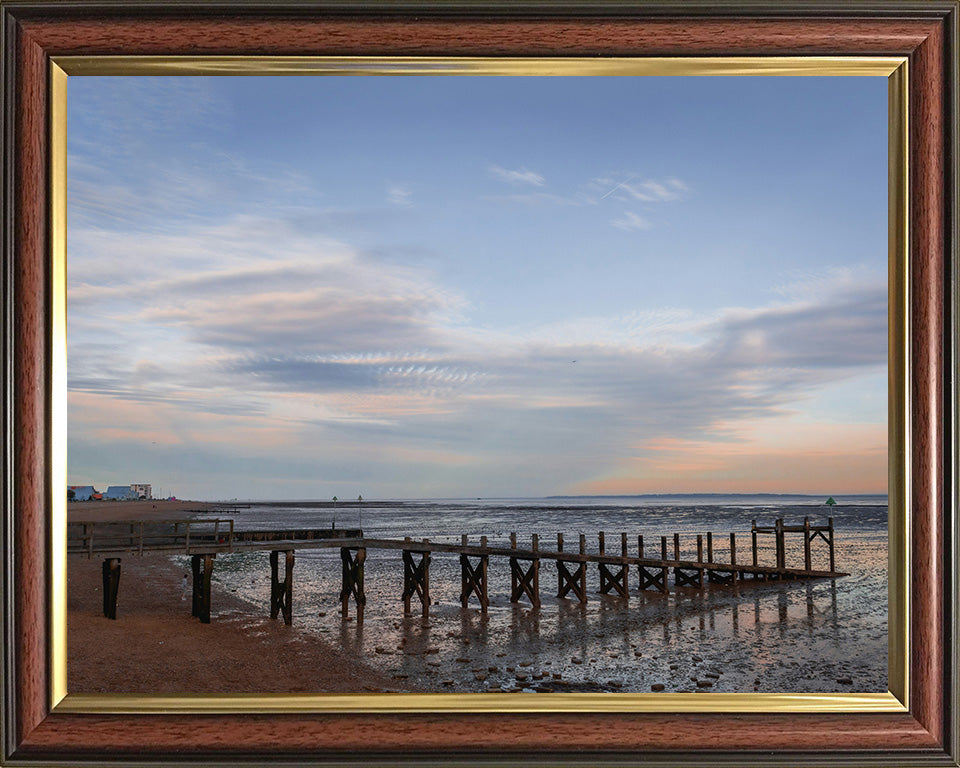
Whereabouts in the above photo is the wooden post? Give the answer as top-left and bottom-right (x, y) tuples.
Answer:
(557, 536), (586, 604)
(270, 550), (294, 625)
(461, 535), (489, 612)
(638, 535), (644, 558)
(340, 547), (366, 622)
(191, 551), (200, 617)
(621, 532), (628, 557)
(269, 550), (279, 619)
(579, 534), (587, 599)
(402, 548), (430, 617)
(509, 556), (540, 609)
(674, 532), (680, 561)
(730, 532), (737, 566)
(201, 553), (215, 624)
(101, 558), (121, 619)
(531, 534), (540, 605)
(660, 535), (667, 560)
(803, 516), (812, 572)
(510, 532), (518, 597)
(775, 518), (785, 569)
(138, 522), (144, 556)
(460, 552), (488, 612)
(751, 520), (758, 566)
(706, 532), (713, 563)
(283, 550), (294, 624)
(828, 517), (835, 572)
(191, 553), (215, 623)
(599, 531), (605, 554)
(696, 535), (703, 563)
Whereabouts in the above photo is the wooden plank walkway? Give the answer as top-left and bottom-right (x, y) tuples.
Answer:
(68, 517), (845, 625)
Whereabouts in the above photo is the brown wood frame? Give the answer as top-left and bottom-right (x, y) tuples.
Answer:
(1, 2), (957, 765)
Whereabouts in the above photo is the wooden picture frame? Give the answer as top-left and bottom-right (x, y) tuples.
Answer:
(2, 2), (957, 765)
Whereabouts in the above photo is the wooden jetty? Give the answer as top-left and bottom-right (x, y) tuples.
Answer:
(68, 516), (844, 625)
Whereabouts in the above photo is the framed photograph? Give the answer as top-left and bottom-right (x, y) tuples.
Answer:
(2, 2), (957, 766)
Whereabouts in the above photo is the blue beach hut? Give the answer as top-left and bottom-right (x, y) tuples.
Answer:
(104, 485), (137, 500)
(67, 485), (96, 501)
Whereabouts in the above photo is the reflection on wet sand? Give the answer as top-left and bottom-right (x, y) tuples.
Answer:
(205, 505), (886, 693)
(331, 574), (857, 693)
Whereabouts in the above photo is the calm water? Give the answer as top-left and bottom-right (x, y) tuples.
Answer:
(186, 495), (888, 693)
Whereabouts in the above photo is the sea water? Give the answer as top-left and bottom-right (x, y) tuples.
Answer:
(185, 495), (888, 693)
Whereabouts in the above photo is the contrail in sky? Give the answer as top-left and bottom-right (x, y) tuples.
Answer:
(599, 173), (637, 200)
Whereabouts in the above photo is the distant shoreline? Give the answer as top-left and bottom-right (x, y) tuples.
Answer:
(67, 498), (216, 523)
(200, 493), (888, 504)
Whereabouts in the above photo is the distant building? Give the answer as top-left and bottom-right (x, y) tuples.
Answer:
(104, 485), (137, 501)
(67, 485), (96, 501)
(130, 483), (152, 499)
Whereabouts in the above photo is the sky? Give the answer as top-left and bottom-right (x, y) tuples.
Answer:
(66, 75), (888, 500)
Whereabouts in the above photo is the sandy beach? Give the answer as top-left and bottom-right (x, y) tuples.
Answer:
(67, 500), (417, 694)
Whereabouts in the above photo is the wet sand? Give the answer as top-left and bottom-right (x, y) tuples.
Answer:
(67, 500), (886, 695)
(68, 498), (216, 523)
(67, 500), (417, 694)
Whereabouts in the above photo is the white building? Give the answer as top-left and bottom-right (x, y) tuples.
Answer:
(130, 483), (152, 499)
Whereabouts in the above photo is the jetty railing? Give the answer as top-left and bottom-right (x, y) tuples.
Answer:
(67, 519), (363, 557)
(69, 516), (843, 625)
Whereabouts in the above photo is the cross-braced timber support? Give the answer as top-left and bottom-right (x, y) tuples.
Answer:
(101, 557), (121, 619)
(638, 565), (668, 593)
(555, 533), (587, 603)
(598, 562), (629, 597)
(674, 566), (703, 588)
(510, 557), (540, 608)
(706, 568), (736, 585)
(340, 547), (366, 622)
(269, 549), (294, 625)
(460, 553), (489, 612)
(402, 549), (431, 617)
(557, 560), (587, 602)
(191, 553), (215, 623)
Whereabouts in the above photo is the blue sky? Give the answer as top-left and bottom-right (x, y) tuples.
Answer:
(66, 75), (888, 500)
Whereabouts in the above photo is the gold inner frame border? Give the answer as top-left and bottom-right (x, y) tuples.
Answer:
(48, 55), (909, 715)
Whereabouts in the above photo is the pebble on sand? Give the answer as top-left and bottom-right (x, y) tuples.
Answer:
(651, 683), (666, 691)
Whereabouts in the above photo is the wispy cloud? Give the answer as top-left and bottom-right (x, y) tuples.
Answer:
(68, 232), (886, 496)
(590, 175), (690, 204)
(611, 211), (651, 231)
(388, 184), (413, 207)
(489, 165), (545, 187)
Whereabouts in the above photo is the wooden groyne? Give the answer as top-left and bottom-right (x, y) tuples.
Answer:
(68, 517), (844, 625)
